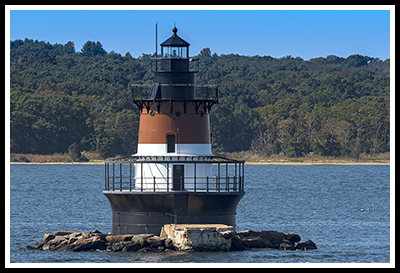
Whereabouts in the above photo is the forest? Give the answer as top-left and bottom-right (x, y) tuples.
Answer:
(10, 39), (390, 160)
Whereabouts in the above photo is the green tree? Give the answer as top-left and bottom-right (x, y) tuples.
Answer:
(10, 38), (390, 158)
(68, 143), (81, 162)
(81, 41), (107, 57)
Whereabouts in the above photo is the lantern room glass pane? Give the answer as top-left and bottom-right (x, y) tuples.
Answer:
(162, 46), (188, 58)
(181, 47), (187, 58)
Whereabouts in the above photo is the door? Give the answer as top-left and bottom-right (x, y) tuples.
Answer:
(173, 165), (184, 191)
(167, 135), (175, 153)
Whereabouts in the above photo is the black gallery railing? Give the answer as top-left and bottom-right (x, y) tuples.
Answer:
(130, 83), (218, 101)
(103, 156), (245, 193)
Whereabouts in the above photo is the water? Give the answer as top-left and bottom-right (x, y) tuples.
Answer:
(9, 164), (390, 263)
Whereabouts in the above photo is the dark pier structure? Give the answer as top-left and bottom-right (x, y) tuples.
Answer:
(103, 27), (245, 235)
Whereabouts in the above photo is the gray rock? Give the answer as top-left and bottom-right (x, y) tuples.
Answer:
(121, 241), (144, 252)
(25, 245), (37, 250)
(164, 237), (175, 250)
(230, 235), (246, 251)
(71, 236), (106, 252)
(294, 240), (317, 250)
(68, 237), (78, 244)
(32, 233), (55, 249)
(65, 232), (81, 239)
(145, 236), (165, 248)
(50, 236), (67, 245)
(284, 233), (301, 243)
(52, 231), (76, 237)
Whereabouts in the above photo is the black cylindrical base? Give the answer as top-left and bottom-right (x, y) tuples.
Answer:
(103, 191), (245, 235)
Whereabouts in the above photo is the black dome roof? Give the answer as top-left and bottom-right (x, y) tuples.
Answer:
(160, 27), (190, 47)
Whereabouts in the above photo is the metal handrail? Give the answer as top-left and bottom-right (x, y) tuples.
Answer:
(103, 175), (244, 193)
(103, 156), (245, 193)
(130, 83), (218, 101)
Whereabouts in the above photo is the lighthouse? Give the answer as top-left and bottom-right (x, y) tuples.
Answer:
(103, 27), (245, 235)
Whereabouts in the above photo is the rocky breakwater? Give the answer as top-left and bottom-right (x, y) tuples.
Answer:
(25, 230), (168, 252)
(25, 226), (317, 252)
(231, 230), (317, 251)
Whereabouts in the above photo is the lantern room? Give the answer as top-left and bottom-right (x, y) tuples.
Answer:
(160, 27), (189, 58)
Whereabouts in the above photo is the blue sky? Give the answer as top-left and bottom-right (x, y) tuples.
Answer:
(8, 7), (391, 60)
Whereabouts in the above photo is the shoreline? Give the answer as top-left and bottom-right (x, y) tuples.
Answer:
(10, 161), (389, 165)
(245, 161), (389, 165)
(10, 161), (104, 165)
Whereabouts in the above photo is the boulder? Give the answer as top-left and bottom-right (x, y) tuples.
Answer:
(121, 240), (144, 252)
(65, 232), (82, 239)
(90, 229), (102, 234)
(230, 235), (246, 251)
(284, 233), (301, 243)
(31, 233), (55, 249)
(67, 237), (79, 245)
(146, 236), (165, 248)
(164, 237), (175, 250)
(25, 245), (37, 250)
(235, 230), (285, 249)
(105, 234), (154, 252)
(51, 236), (67, 244)
(53, 240), (69, 251)
(106, 241), (125, 252)
(259, 231), (286, 248)
(71, 236), (106, 252)
(52, 231), (76, 236)
(279, 239), (295, 250)
(105, 234), (133, 245)
(242, 237), (267, 249)
(44, 235), (67, 250)
(294, 240), (317, 250)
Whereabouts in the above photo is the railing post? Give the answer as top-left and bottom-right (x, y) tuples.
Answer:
(194, 162), (196, 192)
(129, 163), (132, 191)
(234, 176), (237, 191)
(105, 163), (107, 190)
(141, 162), (143, 192)
(217, 162), (220, 192)
(234, 162), (237, 191)
(226, 163), (228, 192)
(207, 176), (209, 192)
(242, 163), (245, 191)
(167, 163), (169, 192)
(153, 176), (156, 192)
(239, 162), (242, 191)
(120, 163), (122, 191)
(113, 163), (115, 191)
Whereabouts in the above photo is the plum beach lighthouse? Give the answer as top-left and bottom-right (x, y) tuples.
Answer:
(103, 26), (245, 235)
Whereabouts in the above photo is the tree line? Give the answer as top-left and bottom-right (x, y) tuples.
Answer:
(10, 39), (390, 158)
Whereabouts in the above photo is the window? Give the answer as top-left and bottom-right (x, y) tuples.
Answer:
(167, 135), (175, 153)
(162, 46), (188, 58)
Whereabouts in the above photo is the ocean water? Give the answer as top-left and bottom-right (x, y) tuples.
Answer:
(9, 164), (390, 264)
